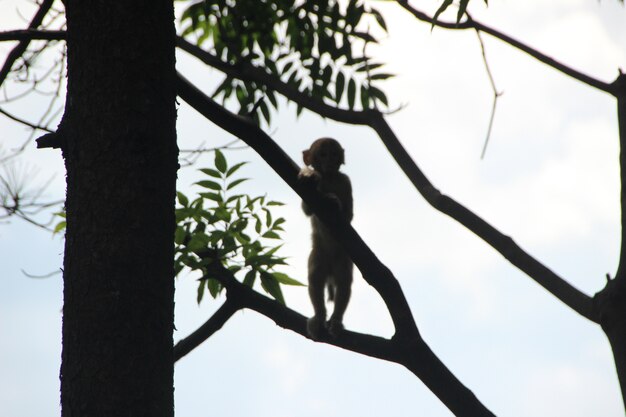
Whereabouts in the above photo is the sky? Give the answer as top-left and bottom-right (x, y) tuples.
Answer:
(1, 0), (626, 416)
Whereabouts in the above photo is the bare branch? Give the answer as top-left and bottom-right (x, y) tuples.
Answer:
(178, 37), (598, 322)
(0, 29), (66, 43)
(0, 106), (54, 132)
(395, 1), (616, 95)
(174, 300), (239, 362)
(475, 29), (503, 159)
(176, 72), (419, 338)
(368, 113), (598, 322)
(0, 0), (58, 87)
(176, 74), (496, 416)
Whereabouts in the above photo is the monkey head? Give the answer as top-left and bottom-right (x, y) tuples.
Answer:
(302, 138), (345, 175)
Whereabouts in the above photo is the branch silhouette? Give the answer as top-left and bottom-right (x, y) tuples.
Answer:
(173, 256), (495, 417)
(176, 73), (495, 416)
(176, 40), (597, 322)
(395, 1), (617, 95)
(0, 0), (56, 86)
(0, 27), (597, 321)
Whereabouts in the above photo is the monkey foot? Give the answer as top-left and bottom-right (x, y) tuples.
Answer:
(327, 318), (344, 338)
(307, 316), (325, 340)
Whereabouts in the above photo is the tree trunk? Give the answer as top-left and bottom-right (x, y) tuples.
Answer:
(597, 73), (626, 411)
(60, 1), (177, 416)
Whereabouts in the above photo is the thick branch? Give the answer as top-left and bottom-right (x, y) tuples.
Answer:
(176, 72), (419, 338)
(369, 114), (598, 322)
(173, 300), (239, 362)
(395, 1), (616, 95)
(208, 263), (495, 416)
(177, 74), (495, 415)
(179, 45), (597, 322)
(209, 265), (397, 362)
(615, 74), (626, 281)
(0, 1), (58, 86)
(176, 36), (372, 125)
(0, 29), (66, 43)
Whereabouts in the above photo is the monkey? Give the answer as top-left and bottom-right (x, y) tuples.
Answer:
(298, 137), (353, 339)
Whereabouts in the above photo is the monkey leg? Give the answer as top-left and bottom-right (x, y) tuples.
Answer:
(328, 259), (353, 338)
(307, 252), (329, 340)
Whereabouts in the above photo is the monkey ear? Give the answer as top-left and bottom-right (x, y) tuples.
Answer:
(339, 147), (345, 165)
(303, 149), (312, 166)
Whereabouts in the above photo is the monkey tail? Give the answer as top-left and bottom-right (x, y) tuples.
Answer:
(327, 284), (335, 302)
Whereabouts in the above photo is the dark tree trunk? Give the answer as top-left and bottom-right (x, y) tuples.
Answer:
(60, 1), (177, 416)
(605, 73), (626, 410)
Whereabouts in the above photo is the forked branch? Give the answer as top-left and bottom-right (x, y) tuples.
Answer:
(177, 42), (598, 323)
(176, 73), (495, 416)
(395, 0), (616, 95)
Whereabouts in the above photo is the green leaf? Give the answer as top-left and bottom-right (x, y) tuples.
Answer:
(199, 168), (222, 178)
(260, 272), (285, 305)
(177, 192), (189, 207)
(433, 0), (454, 27)
(272, 272), (305, 286)
(335, 71), (345, 102)
(370, 7), (387, 32)
(457, 0), (470, 23)
(227, 178), (249, 190)
(243, 269), (257, 287)
(200, 192), (223, 203)
(369, 85), (389, 106)
(259, 99), (271, 124)
(262, 231), (280, 239)
(53, 221), (66, 235)
(369, 73), (394, 80)
(264, 208), (273, 227)
(360, 84), (370, 110)
(197, 280), (206, 304)
(207, 278), (222, 298)
(215, 149), (228, 173)
(226, 162), (247, 177)
(175, 227), (187, 245)
(347, 78), (356, 109)
(196, 180), (222, 191)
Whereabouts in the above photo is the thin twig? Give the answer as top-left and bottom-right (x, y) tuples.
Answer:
(395, 0), (616, 95)
(0, 106), (54, 132)
(475, 29), (503, 159)
(0, 0), (56, 87)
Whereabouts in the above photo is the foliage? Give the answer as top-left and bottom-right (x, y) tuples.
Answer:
(433, 0), (489, 24)
(179, 0), (392, 123)
(51, 150), (300, 304)
(174, 150), (302, 305)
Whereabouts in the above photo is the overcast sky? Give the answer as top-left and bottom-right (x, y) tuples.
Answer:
(2, 0), (626, 416)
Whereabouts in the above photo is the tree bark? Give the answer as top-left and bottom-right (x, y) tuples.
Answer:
(60, 2), (177, 416)
(603, 73), (626, 410)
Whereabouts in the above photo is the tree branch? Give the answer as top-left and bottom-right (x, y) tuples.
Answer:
(369, 114), (598, 322)
(614, 74), (626, 281)
(395, 1), (616, 95)
(176, 36), (371, 125)
(173, 300), (239, 362)
(0, 106), (54, 132)
(176, 72), (418, 338)
(178, 41), (598, 322)
(0, 0), (58, 87)
(0, 29), (66, 43)
(206, 262), (495, 417)
(176, 73), (495, 415)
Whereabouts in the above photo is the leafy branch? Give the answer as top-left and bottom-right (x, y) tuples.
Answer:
(174, 149), (302, 305)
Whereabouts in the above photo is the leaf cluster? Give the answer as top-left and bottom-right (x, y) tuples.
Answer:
(179, 0), (392, 123)
(433, 0), (489, 25)
(174, 150), (303, 305)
